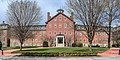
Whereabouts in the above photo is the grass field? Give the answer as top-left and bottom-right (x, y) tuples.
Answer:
(12, 47), (109, 53)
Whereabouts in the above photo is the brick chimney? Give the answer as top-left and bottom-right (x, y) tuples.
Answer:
(70, 12), (74, 20)
(47, 12), (51, 21)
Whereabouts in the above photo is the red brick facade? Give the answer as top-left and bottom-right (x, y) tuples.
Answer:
(0, 9), (112, 47)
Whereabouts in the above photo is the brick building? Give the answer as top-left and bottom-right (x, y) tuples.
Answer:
(0, 9), (112, 47)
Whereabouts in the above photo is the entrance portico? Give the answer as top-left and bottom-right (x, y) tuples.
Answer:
(56, 34), (65, 47)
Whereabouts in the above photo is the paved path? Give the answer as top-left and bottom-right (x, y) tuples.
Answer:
(0, 56), (120, 60)
(98, 48), (120, 57)
(0, 47), (42, 57)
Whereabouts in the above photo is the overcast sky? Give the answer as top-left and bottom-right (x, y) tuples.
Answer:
(0, 0), (68, 24)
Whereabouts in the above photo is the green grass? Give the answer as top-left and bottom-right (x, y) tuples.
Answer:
(12, 47), (109, 53)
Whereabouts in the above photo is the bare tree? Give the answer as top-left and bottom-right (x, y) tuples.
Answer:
(101, 0), (120, 48)
(66, 0), (106, 51)
(112, 26), (120, 47)
(7, 0), (42, 50)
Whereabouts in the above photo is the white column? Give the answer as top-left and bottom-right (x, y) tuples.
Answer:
(63, 36), (64, 47)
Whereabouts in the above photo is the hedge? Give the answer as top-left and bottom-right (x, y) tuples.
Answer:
(21, 52), (97, 57)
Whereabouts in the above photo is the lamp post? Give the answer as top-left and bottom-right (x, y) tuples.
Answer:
(0, 41), (3, 55)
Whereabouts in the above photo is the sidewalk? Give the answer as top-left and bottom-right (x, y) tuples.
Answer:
(0, 47), (41, 57)
(98, 48), (120, 57)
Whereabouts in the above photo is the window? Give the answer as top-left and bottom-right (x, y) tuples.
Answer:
(32, 32), (34, 34)
(49, 24), (52, 28)
(64, 18), (66, 21)
(64, 23), (67, 28)
(40, 32), (42, 36)
(35, 39), (38, 42)
(80, 38), (82, 42)
(49, 32), (51, 34)
(54, 24), (56, 28)
(59, 17), (62, 21)
(54, 32), (56, 34)
(54, 18), (56, 21)
(59, 24), (62, 28)
(70, 31), (72, 35)
(64, 32), (66, 35)
(80, 32), (82, 36)
(84, 39), (86, 42)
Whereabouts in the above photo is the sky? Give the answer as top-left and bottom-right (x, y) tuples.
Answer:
(0, 0), (119, 26)
(0, 0), (69, 25)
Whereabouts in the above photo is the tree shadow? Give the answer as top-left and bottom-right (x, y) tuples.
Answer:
(23, 49), (49, 51)
(74, 49), (89, 52)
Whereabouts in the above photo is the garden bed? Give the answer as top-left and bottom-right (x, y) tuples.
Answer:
(21, 52), (97, 57)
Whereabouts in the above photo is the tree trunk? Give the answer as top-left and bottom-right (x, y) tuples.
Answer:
(20, 42), (23, 51)
(89, 43), (92, 51)
(20, 39), (24, 51)
(88, 34), (92, 51)
(108, 24), (111, 48)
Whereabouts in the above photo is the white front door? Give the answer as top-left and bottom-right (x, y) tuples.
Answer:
(56, 36), (64, 47)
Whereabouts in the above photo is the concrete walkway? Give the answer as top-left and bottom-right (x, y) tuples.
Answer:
(0, 56), (120, 60)
(0, 47), (42, 57)
(98, 48), (120, 57)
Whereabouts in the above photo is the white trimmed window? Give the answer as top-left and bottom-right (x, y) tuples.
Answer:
(49, 24), (52, 28)
(59, 24), (62, 28)
(59, 17), (62, 21)
(54, 32), (56, 34)
(84, 39), (86, 42)
(54, 24), (57, 28)
(64, 31), (66, 35)
(80, 32), (82, 36)
(70, 31), (72, 35)
(64, 23), (67, 28)
(54, 18), (56, 21)
(49, 32), (51, 34)
(80, 38), (82, 42)
(64, 17), (66, 21)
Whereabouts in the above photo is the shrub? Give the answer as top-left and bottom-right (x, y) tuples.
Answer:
(76, 43), (83, 47)
(72, 43), (77, 47)
(43, 41), (48, 47)
(21, 52), (97, 57)
(112, 44), (119, 47)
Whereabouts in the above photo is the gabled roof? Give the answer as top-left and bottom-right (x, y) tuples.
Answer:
(46, 13), (75, 24)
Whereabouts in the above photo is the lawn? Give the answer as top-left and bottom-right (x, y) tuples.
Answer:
(12, 47), (109, 53)
(12, 47), (109, 57)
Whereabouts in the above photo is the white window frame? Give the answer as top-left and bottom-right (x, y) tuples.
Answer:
(49, 24), (52, 28)
(54, 18), (56, 21)
(64, 23), (67, 28)
(59, 24), (62, 28)
(64, 17), (66, 21)
(54, 24), (57, 28)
